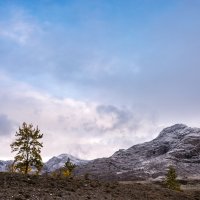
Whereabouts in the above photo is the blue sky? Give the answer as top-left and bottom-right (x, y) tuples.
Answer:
(0, 0), (200, 160)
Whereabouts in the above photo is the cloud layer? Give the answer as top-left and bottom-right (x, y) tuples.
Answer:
(0, 72), (160, 160)
(0, 1), (200, 160)
(0, 114), (14, 136)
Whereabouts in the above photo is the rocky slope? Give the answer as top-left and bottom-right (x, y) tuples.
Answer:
(75, 124), (200, 181)
(0, 172), (199, 200)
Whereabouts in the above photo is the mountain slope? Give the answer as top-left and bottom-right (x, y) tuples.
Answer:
(75, 124), (200, 181)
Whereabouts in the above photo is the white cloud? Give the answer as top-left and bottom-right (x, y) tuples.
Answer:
(0, 73), (159, 161)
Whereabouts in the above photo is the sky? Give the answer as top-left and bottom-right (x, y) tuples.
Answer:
(0, 0), (200, 161)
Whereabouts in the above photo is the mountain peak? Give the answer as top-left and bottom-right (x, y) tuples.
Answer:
(163, 123), (187, 131)
(44, 154), (89, 172)
(57, 153), (76, 160)
(157, 124), (188, 139)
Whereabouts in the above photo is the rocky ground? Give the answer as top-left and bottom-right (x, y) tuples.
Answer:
(0, 172), (199, 200)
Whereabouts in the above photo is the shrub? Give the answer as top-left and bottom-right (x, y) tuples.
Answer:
(62, 158), (76, 177)
(165, 165), (180, 191)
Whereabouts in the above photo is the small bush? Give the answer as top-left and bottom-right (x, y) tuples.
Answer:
(63, 158), (76, 177)
(84, 173), (90, 180)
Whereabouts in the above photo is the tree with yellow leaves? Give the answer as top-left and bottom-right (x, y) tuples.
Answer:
(10, 122), (43, 175)
(62, 158), (76, 177)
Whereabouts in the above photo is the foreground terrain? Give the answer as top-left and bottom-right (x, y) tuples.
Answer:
(0, 173), (199, 200)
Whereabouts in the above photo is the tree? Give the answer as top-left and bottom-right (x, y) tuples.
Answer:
(165, 166), (180, 191)
(10, 122), (43, 175)
(62, 158), (76, 177)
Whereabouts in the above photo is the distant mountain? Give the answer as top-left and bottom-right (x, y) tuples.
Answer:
(0, 160), (12, 172)
(0, 154), (89, 173)
(75, 124), (200, 181)
(43, 154), (89, 172)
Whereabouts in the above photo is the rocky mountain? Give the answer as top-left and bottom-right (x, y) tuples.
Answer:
(43, 154), (89, 172)
(75, 124), (200, 181)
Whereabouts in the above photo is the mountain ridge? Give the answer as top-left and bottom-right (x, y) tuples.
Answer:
(0, 154), (89, 173)
(1, 124), (200, 181)
(75, 124), (200, 181)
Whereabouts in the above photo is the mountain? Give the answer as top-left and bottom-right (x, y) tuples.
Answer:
(1, 124), (200, 181)
(0, 160), (13, 171)
(75, 124), (200, 181)
(0, 154), (88, 173)
(43, 154), (89, 172)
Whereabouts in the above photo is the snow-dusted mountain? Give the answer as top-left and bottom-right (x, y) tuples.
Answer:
(0, 160), (12, 171)
(75, 124), (200, 181)
(43, 154), (89, 172)
(0, 154), (88, 173)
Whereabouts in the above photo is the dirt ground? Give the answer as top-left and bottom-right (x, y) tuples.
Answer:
(0, 172), (199, 200)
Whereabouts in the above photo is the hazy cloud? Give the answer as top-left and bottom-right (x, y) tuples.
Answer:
(97, 105), (132, 130)
(0, 73), (159, 160)
(0, 3), (199, 113)
(0, 114), (14, 136)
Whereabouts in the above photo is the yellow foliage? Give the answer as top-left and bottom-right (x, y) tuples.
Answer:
(51, 171), (59, 178)
(62, 169), (70, 177)
(17, 165), (32, 174)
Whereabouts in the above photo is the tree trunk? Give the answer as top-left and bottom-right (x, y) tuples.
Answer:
(25, 161), (29, 174)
